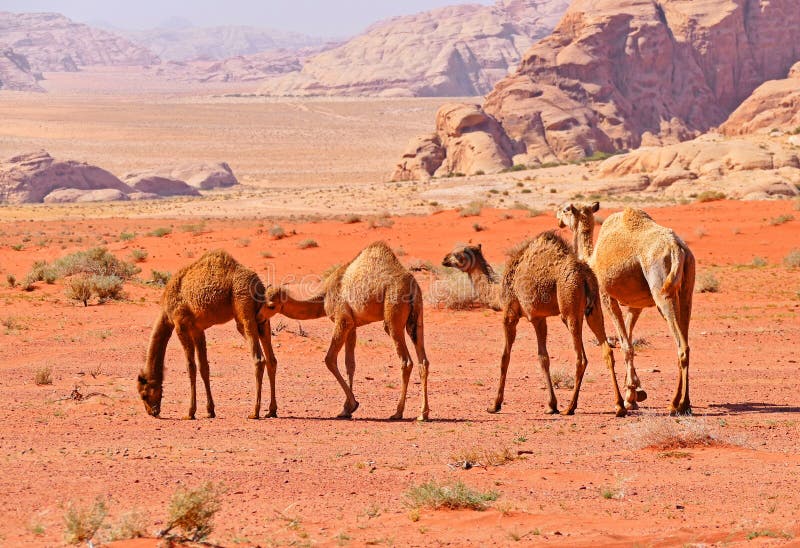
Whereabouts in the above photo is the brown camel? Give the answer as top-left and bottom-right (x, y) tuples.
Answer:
(263, 241), (430, 421)
(442, 231), (626, 417)
(137, 250), (277, 420)
(557, 203), (695, 415)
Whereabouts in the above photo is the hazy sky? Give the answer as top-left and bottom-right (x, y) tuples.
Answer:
(0, 1), (494, 37)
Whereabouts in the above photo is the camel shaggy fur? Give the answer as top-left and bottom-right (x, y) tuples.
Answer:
(137, 250), (277, 419)
(263, 241), (430, 421)
(442, 232), (625, 416)
(557, 203), (695, 415)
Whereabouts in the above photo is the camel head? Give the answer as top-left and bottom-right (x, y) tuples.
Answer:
(557, 201), (600, 231)
(262, 285), (288, 315)
(442, 244), (484, 272)
(137, 372), (162, 417)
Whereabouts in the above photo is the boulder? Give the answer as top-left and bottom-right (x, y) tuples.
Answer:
(43, 188), (129, 203)
(124, 175), (201, 197)
(123, 162), (238, 190)
(0, 150), (133, 204)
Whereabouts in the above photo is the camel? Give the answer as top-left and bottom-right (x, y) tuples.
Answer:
(442, 231), (626, 417)
(137, 250), (277, 420)
(557, 203), (695, 415)
(262, 241), (430, 421)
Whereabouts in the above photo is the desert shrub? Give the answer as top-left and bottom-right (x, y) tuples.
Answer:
(90, 275), (124, 301)
(108, 508), (149, 541)
(6, 274), (16, 288)
(784, 249), (800, 268)
(343, 214), (361, 224)
(20, 274), (36, 291)
(148, 227), (172, 237)
(696, 272), (719, 293)
(769, 214), (795, 226)
(502, 164), (528, 173)
(695, 191), (726, 203)
(161, 482), (223, 542)
(35, 366), (52, 386)
(432, 269), (477, 310)
(551, 368), (575, 389)
(180, 222), (207, 234)
(451, 446), (517, 469)
(297, 239), (318, 249)
(369, 214), (395, 229)
(119, 231), (135, 241)
(458, 201), (484, 217)
(269, 225), (287, 239)
(54, 247), (139, 279)
(472, 223), (486, 232)
(65, 276), (93, 307)
(130, 248), (148, 263)
(260, 250), (274, 259)
(151, 270), (172, 286)
(751, 256), (767, 267)
(406, 480), (498, 511)
(27, 260), (57, 284)
(64, 497), (107, 545)
(623, 417), (744, 450)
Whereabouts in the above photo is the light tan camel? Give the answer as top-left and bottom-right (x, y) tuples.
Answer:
(263, 241), (430, 421)
(137, 250), (277, 420)
(442, 231), (625, 417)
(557, 203), (695, 415)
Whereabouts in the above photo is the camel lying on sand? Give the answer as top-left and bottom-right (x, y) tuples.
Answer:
(263, 241), (430, 421)
(137, 250), (277, 419)
(443, 231), (625, 417)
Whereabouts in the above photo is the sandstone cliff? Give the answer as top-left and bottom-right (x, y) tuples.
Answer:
(0, 12), (159, 73)
(260, 0), (570, 97)
(397, 0), (800, 177)
(0, 44), (43, 91)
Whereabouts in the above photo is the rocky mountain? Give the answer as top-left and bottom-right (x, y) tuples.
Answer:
(0, 12), (159, 73)
(117, 23), (325, 62)
(720, 62), (800, 136)
(396, 0), (800, 178)
(259, 0), (570, 97)
(0, 44), (43, 91)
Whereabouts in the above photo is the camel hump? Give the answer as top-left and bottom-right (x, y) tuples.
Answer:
(621, 207), (655, 231)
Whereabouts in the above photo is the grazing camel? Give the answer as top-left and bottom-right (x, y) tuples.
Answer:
(137, 250), (277, 420)
(442, 231), (625, 417)
(263, 241), (430, 421)
(557, 203), (695, 415)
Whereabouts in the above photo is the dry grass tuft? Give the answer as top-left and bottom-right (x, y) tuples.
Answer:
(623, 417), (744, 450)
(64, 497), (107, 545)
(458, 201), (484, 217)
(108, 508), (150, 541)
(405, 480), (498, 511)
(550, 368), (575, 389)
(35, 366), (53, 386)
(784, 249), (800, 268)
(160, 482), (224, 542)
(695, 271), (720, 293)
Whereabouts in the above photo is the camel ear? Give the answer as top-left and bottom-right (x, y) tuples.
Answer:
(477, 243), (482, 251)
(137, 373), (147, 385)
(568, 204), (577, 214)
(591, 201), (600, 212)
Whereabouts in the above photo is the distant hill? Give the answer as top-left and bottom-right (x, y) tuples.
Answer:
(0, 11), (159, 73)
(259, 0), (571, 97)
(0, 44), (43, 91)
(116, 23), (326, 62)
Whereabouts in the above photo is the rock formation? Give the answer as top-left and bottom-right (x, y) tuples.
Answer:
(0, 12), (159, 73)
(260, 0), (570, 97)
(123, 175), (201, 197)
(397, 0), (800, 177)
(123, 162), (238, 190)
(0, 44), (43, 91)
(720, 62), (800, 136)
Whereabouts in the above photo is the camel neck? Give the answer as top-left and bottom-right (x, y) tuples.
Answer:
(467, 268), (502, 311)
(281, 293), (327, 320)
(575, 222), (594, 260)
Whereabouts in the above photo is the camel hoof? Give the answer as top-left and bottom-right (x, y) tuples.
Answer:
(624, 400), (639, 411)
(265, 410), (278, 419)
(182, 415), (195, 421)
(669, 406), (692, 416)
(416, 414), (428, 422)
(389, 412), (403, 421)
(635, 388), (648, 402)
(544, 407), (558, 415)
(207, 412), (216, 419)
(487, 404), (502, 414)
(247, 413), (260, 420)
(336, 411), (352, 419)
(615, 406), (627, 418)
(560, 408), (576, 416)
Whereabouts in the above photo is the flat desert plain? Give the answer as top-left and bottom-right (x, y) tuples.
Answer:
(1, 83), (800, 546)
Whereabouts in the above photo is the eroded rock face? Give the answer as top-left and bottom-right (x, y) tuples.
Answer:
(123, 175), (201, 197)
(0, 44), (43, 91)
(720, 62), (800, 136)
(0, 12), (159, 73)
(399, 0), (800, 177)
(44, 188), (129, 203)
(0, 151), (133, 204)
(123, 163), (238, 190)
(260, 0), (570, 97)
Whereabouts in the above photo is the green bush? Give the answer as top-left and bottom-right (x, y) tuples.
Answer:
(406, 480), (498, 511)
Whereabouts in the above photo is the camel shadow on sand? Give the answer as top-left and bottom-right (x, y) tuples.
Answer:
(707, 402), (800, 415)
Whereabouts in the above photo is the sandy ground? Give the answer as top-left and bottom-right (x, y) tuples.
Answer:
(0, 200), (799, 546)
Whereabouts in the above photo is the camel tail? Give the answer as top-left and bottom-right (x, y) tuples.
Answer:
(579, 262), (598, 318)
(406, 286), (421, 344)
(661, 244), (685, 296)
(143, 311), (174, 384)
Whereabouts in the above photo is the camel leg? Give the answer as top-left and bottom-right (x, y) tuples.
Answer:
(586, 304), (626, 417)
(345, 329), (357, 391)
(193, 331), (216, 418)
(241, 318), (266, 420)
(388, 309), (414, 421)
(562, 315), (588, 416)
(532, 318), (558, 414)
(175, 325), (197, 420)
(603, 296), (641, 410)
(488, 308), (519, 414)
(258, 320), (278, 418)
(407, 309), (430, 422)
(624, 307), (647, 402)
(653, 293), (691, 415)
(326, 317), (359, 418)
